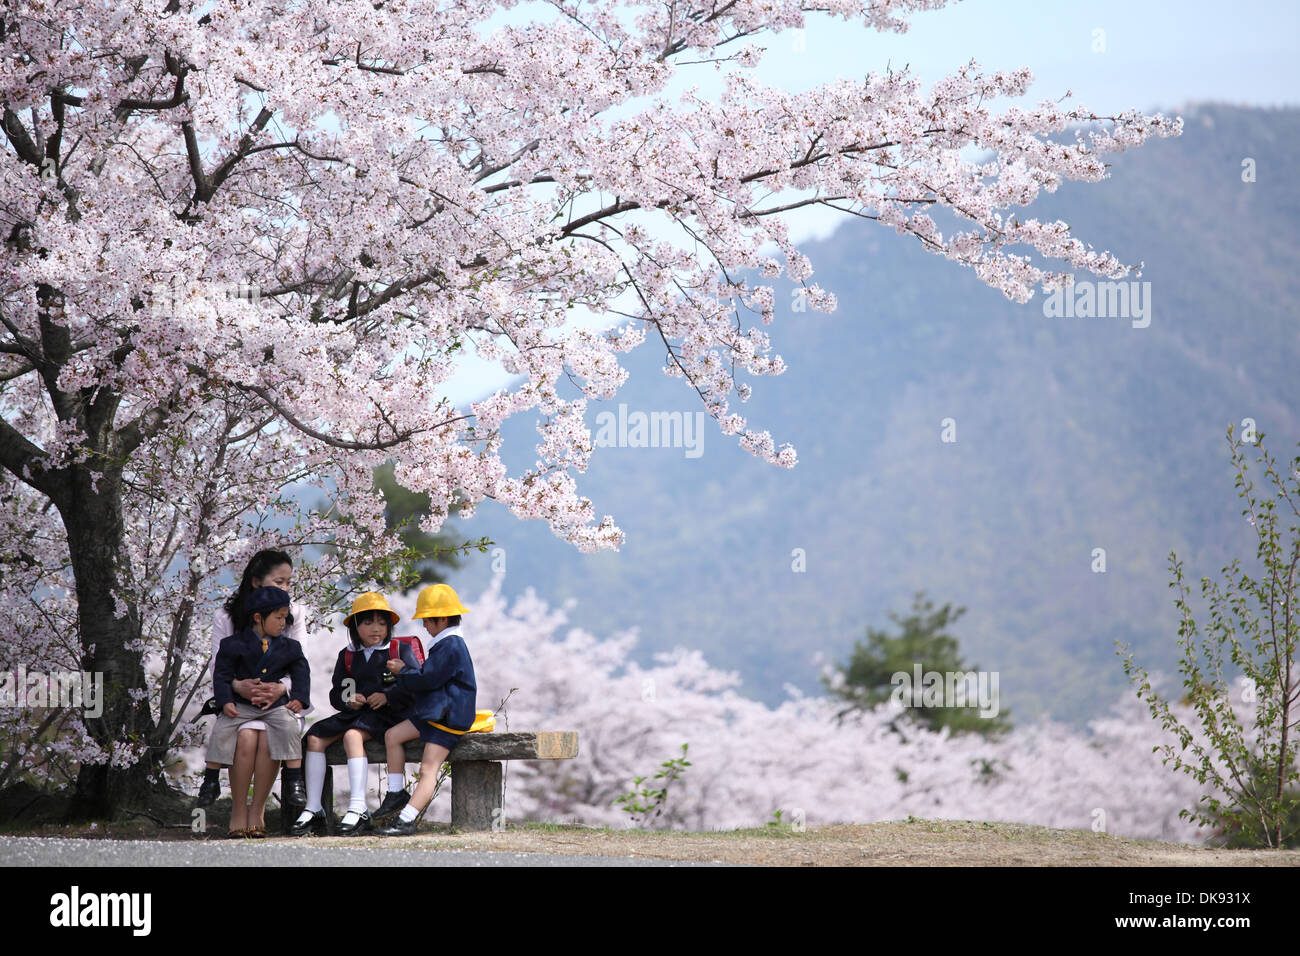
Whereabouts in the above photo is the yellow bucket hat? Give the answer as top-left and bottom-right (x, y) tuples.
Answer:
(344, 591), (400, 626)
(413, 583), (470, 619)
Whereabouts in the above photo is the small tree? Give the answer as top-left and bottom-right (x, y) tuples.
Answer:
(1118, 426), (1300, 848)
(374, 462), (472, 586)
(314, 461), (491, 594)
(613, 743), (691, 829)
(825, 592), (1012, 738)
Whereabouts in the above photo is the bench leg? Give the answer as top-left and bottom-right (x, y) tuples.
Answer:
(450, 760), (503, 832)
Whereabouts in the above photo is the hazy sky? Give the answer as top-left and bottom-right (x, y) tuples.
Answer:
(443, 0), (1299, 403)
(738, 0), (1299, 239)
(754, 0), (1299, 109)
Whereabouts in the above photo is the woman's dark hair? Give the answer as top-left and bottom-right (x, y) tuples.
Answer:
(446, 614), (461, 627)
(224, 549), (294, 631)
(347, 609), (394, 647)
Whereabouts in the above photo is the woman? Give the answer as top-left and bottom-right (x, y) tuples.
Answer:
(196, 549), (312, 812)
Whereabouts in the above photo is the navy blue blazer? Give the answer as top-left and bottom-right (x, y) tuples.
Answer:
(328, 641), (419, 713)
(213, 628), (311, 709)
(385, 633), (476, 731)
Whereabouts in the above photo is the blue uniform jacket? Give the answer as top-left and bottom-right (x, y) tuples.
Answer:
(385, 633), (476, 730)
(213, 628), (311, 709)
(328, 641), (420, 714)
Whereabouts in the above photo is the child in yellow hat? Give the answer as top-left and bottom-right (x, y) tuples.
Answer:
(369, 584), (476, 834)
(291, 592), (420, 836)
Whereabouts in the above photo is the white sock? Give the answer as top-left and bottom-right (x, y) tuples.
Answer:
(294, 809), (316, 825)
(340, 810), (364, 827)
(347, 757), (368, 814)
(387, 772), (404, 791)
(398, 803), (419, 823)
(304, 751), (326, 813)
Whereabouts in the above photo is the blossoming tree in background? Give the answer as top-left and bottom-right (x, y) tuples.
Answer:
(234, 580), (1217, 841)
(0, 0), (1180, 818)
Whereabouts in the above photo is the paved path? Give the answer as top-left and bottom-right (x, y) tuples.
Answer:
(0, 835), (731, 867)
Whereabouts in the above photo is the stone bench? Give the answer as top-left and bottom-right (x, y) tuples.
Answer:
(314, 731), (579, 832)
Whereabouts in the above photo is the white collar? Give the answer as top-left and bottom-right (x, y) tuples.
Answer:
(423, 624), (462, 652)
(350, 638), (390, 655)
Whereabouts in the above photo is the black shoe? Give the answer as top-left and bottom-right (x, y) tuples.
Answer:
(283, 776), (307, 808)
(337, 810), (372, 836)
(375, 817), (417, 836)
(289, 809), (328, 837)
(196, 776), (221, 808)
(373, 789), (409, 823)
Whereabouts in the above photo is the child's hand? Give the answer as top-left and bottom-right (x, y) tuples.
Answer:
(250, 680), (284, 708)
(385, 659), (405, 674)
(367, 692), (388, 710)
(222, 702), (238, 718)
(286, 699), (303, 714)
(349, 694), (368, 710)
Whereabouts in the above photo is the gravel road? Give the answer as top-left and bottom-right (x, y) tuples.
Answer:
(0, 835), (731, 867)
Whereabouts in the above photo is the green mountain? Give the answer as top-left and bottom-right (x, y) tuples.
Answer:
(446, 103), (1300, 728)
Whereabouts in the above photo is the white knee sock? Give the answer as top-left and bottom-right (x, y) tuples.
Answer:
(347, 757), (368, 814)
(387, 772), (404, 792)
(304, 751), (326, 814)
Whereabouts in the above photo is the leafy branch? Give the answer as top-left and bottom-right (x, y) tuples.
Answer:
(614, 743), (691, 828)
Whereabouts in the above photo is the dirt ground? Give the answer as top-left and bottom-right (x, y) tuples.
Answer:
(16, 816), (1292, 866)
(4, 782), (1297, 867)
(322, 819), (1300, 866)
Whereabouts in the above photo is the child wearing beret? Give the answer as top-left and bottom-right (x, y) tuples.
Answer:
(207, 585), (311, 837)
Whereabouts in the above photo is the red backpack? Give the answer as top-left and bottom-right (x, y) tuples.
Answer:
(344, 636), (425, 675)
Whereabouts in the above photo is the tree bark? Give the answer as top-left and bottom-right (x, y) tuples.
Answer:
(59, 464), (160, 821)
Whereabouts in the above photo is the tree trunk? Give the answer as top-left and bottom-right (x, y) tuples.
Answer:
(59, 465), (160, 821)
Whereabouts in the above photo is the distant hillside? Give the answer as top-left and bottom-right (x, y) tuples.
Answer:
(445, 103), (1300, 727)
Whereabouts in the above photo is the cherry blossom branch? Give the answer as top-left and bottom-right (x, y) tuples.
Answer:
(241, 382), (469, 451)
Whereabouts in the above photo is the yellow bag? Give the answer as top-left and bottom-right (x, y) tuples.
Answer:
(427, 709), (496, 736)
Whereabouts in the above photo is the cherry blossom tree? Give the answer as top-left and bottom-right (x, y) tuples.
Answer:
(0, 0), (1181, 818)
